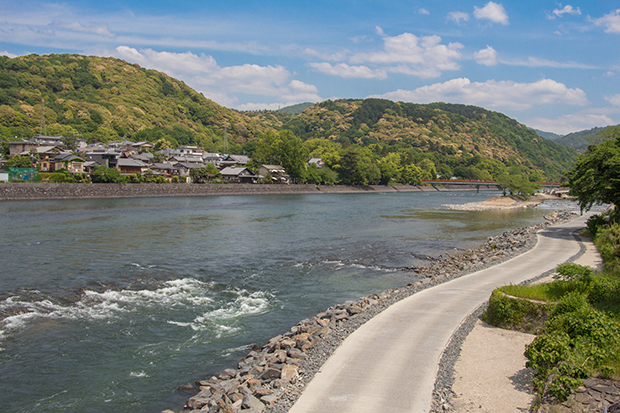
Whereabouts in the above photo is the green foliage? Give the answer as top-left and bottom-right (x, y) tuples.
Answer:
(189, 164), (220, 183)
(566, 127), (620, 212)
(5, 155), (33, 168)
(594, 223), (620, 272)
(90, 166), (126, 183)
(586, 214), (606, 237)
(254, 130), (309, 182)
(483, 289), (548, 331)
(588, 277), (620, 307)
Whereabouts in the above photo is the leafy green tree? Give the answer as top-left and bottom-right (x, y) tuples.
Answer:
(190, 164), (220, 183)
(254, 130), (309, 182)
(378, 152), (402, 184)
(90, 166), (126, 183)
(338, 146), (381, 185)
(402, 164), (426, 184)
(5, 155), (33, 168)
(497, 173), (539, 196)
(565, 127), (620, 212)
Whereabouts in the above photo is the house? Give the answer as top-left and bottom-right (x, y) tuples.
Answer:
(117, 158), (149, 175)
(8, 141), (39, 156)
(51, 153), (85, 173)
(29, 135), (64, 146)
(30, 146), (63, 171)
(84, 149), (122, 169)
(259, 165), (290, 183)
(219, 166), (258, 183)
(308, 158), (324, 168)
(151, 163), (183, 179)
(132, 141), (155, 151)
(220, 154), (250, 167)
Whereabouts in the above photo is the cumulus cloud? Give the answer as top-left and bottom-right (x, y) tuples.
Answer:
(549, 5), (581, 19)
(113, 46), (321, 108)
(591, 9), (620, 34)
(348, 32), (463, 79)
(474, 2), (509, 25)
(474, 45), (498, 66)
(0, 51), (18, 58)
(527, 113), (614, 135)
(373, 77), (587, 111)
(448, 11), (470, 25)
(310, 62), (387, 79)
(605, 94), (620, 106)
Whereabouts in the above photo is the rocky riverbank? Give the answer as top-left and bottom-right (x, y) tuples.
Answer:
(164, 210), (578, 413)
(0, 182), (498, 201)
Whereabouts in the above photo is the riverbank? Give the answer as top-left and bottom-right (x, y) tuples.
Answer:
(167, 210), (578, 413)
(442, 193), (567, 211)
(0, 182), (501, 201)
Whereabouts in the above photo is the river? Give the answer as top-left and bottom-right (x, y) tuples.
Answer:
(0, 191), (572, 412)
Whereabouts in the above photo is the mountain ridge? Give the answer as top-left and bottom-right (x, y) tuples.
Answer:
(0, 53), (577, 181)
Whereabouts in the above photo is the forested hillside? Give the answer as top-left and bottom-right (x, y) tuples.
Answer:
(248, 99), (576, 181)
(0, 54), (577, 181)
(0, 53), (270, 151)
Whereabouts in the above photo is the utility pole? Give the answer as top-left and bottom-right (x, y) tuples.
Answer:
(223, 120), (229, 154)
(40, 99), (46, 136)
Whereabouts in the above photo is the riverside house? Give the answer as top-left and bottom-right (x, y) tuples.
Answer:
(220, 166), (258, 183)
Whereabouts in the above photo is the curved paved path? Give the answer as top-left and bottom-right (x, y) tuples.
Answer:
(289, 213), (592, 413)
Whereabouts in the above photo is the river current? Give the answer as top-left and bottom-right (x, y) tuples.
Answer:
(0, 191), (576, 412)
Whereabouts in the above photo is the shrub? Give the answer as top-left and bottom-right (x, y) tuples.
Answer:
(586, 214), (606, 237)
(594, 223), (620, 271)
(483, 289), (547, 332)
(588, 277), (620, 306)
(551, 292), (589, 318)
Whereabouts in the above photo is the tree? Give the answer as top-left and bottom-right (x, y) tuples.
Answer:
(565, 127), (620, 212)
(253, 130), (309, 182)
(496, 173), (539, 197)
(190, 164), (221, 183)
(90, 166), (126, 183)
(5, 155), (33, 168)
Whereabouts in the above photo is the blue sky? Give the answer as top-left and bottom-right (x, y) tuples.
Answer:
(1, 1), (619, 134)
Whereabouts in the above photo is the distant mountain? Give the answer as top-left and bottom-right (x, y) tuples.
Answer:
(278, 102), (315, 114)
(556, 125), (617, 153)
(532, 129), (562, 140)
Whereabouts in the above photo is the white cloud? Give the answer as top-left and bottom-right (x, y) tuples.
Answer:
(527, 113), (614, 135)
(303, 48), (350, 61)
(500, 56), (597, 69)
(605, 94), (620, 106)
(51, 20), (114, 37)
(474, 45), (497, 66)
(113, 46), (321, 108)
(373, 77), (587, 111)
(0, 51), (18, 58)
(448, 11), (470, 25)
(310, 62), (387, 79)
(418, 8), (430, 15)
(349, 32), (463, 79)
(591, 9), (620, 34)
(549, 5), (581, 19)
(474, 2), (509, 25)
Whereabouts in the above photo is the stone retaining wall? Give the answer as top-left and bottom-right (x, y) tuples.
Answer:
(0, 182), (497, 201)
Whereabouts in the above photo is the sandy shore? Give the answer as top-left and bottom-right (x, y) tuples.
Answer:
(442, 193), (565, 211)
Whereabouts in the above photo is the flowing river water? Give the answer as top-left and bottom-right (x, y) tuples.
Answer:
(0, 191), (577, 412)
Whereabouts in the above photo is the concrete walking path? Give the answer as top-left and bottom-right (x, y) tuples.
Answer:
(289, 213), (593, 413)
